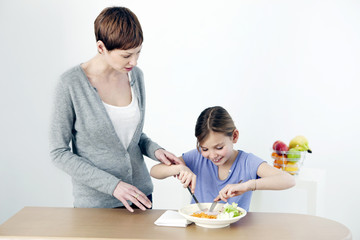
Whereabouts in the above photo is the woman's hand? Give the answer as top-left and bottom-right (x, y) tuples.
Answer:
(177, 165), (196, 193)
(214, 180), (253, 202)
(155, 149), (183, 165)
(113, 181), (152, 212)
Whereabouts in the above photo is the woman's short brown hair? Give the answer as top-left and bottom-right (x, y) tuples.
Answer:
(195, 106), (236, 149)
(94, 6), (143, 51)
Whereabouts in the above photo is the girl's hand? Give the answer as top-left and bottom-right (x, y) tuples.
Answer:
(113, 181), (152, 212)
(155, 149), (183, 165)
(177, 165), (196, 193)
(214, 181), (251, 202)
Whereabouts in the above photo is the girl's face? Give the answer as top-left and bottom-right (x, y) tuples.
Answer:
(98, 42), (142, 73)
(199, 130), (239, 166)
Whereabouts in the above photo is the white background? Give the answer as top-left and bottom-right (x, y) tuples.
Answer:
(1, 0), (359, 239)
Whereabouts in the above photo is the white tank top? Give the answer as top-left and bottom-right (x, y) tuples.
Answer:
(103, 75), (140, 149)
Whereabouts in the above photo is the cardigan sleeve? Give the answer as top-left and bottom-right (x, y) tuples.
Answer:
(48, 77), (120, 196)
(138, 132), (162, 160)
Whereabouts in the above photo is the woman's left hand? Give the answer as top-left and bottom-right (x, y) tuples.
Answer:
(155, 149), (182, 165)
(113, 181), (152, 212)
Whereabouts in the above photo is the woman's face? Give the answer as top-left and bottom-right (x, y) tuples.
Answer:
(102, 44), (142, 73)
(199, 130), (238, 166)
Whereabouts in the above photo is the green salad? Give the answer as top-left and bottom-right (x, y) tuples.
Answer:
(217, 203), (242, 219)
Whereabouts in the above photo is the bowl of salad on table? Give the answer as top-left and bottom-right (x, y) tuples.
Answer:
(178, 202), (247, 228)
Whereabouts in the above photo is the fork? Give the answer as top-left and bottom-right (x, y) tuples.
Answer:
(208, 200), (218, 213)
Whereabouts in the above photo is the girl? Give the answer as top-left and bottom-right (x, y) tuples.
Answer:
(150, 106), (295, 211)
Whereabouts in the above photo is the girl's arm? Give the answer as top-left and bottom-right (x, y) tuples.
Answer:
(150, 157), (197, 193)
(215, 162), (295, 201)
(250, 162), (296, 191)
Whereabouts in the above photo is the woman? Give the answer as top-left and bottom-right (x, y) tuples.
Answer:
(49, 6), (180, 212)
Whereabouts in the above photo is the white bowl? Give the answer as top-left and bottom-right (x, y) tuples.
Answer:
(178, 203), (247, 228)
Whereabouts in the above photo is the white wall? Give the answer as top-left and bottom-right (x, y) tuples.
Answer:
(1, 0), (359, 238)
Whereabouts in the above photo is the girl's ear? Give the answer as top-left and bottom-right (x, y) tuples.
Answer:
(232, 129), (239, 143)
(96, 40), (107, 54)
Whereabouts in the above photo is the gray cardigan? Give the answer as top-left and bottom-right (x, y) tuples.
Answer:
(49, 65), (161, 208)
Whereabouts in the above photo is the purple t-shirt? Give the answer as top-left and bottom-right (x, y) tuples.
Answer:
(182, 149), (265, 211)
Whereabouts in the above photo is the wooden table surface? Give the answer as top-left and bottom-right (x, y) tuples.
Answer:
(0, 207), (352, 240)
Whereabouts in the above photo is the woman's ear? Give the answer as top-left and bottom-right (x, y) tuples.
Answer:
(232, 129), (239, 143)
(96, 40), (106, 54)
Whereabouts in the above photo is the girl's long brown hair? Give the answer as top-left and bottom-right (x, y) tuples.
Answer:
(195, 106), (236, 149)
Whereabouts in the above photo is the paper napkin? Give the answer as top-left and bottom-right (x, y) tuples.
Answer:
(154, 210), (191, 227)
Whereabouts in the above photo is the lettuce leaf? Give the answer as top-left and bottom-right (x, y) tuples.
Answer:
(217, 202), (241, 219)
(223, 202), (240, 217)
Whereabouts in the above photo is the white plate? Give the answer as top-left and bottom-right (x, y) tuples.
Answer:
(178, 203), (247, 228)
